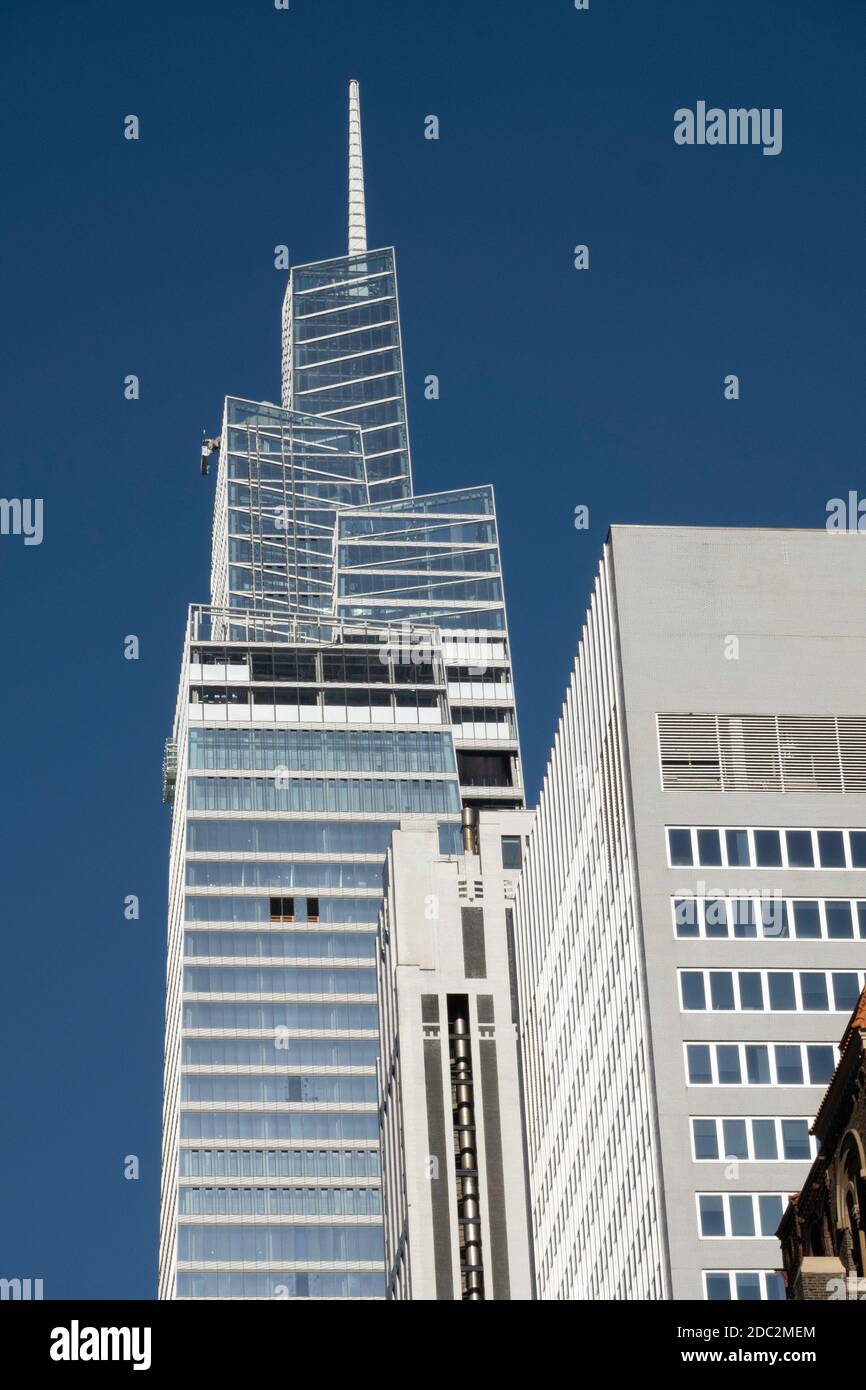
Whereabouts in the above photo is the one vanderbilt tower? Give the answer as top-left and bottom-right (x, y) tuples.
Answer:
(159, 84), (526, 1301)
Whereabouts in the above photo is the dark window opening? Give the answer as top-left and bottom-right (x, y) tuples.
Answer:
(457, 751), (512, 789)
(269, 896), (295, 922)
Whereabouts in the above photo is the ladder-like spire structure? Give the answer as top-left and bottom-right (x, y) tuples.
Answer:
(347, 79), (367, 255)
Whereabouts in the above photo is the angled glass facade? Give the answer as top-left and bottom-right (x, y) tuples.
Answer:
(282, 249), (412, 502)
(160, 84), (524, 1301)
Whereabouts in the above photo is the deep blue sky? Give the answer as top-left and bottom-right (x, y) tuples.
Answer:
(1, 0), (863, 1299)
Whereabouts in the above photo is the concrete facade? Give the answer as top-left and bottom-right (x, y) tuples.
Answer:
(378, 812), (534, 1299)
(515, 526), (866, 1300)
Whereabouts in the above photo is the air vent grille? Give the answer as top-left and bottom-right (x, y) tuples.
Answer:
(657, 713), (866, 793)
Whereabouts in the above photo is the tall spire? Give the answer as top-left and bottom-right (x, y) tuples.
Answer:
(347, 80), (367, 255)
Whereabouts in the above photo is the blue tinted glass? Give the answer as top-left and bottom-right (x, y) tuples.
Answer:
(735, 1272), (762, 1300)
(699, 1195), (726, 1237)
(781, 1120), (811, 1160)
(732, 898), (757, 937)
(668, 828), (693, 865)
(786, 830), (814, 867)
(850, 832), (866, 868)
(775, 1045), (803, 1084)
(730, 1196), (755, 1236)
(768, 972), (796, 1010)
(725, 829), (750, 866)
(765, 1272), (786, 1301)
(752, 1120), (777, 1159)
(832, 972), (861, 1012)
(758, 1195), (783, 1236)
(754, 830), (782, 867)
(693, 1119), (719, 1159)
(858, 904), (866, 939)
(721, 1119), (748, 1160)
(818, 830), (846, 868)
(825, 902), (854, 939)
(697, 829), (723, 866)
(710, 972), (735, 1010)
(717, 1046), (742, 1085)
(738, 972), (763, 1010)
(801, 973), (829, 1010)
(806, 1045), (834, 1084)
(793, 901), (821, 939)
(687, 1044), (712, 1084)
(760, 899), (788, 938)
(704, 899), (728, 938)
(681, 973), (706, 1010)
(705, 1273), (731, 1300)
(675, 898), (700, 937)
(745, 1045), (770, 1084)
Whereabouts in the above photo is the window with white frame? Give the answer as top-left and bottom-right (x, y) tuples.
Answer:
(679, 968), (865, 1013)
(690, 1117), (817, 1162)
(703, 1270), (786, 1301)
(697, 1193), (786, 1238)
(667, 826), (866, 870)
(684, 1041), (836, 1087)
(672, 896), (866, 940)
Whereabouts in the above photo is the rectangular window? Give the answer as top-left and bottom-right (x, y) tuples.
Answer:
(697, 828), (722, 866)
(754, 829), (782, 867)
(818, 830), (846, 868)
(786, 829), (814, 867)
(269, 896), (295, 922)
(501, 835), (522, 870)
(725, 828), (750, 866)
(668, 828), (693, 865)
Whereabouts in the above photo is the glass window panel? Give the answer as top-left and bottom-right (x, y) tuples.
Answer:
(765, 1272), (786, 1301)
(738, 972), (763, 1011)
(729, 1195), (755, 1237)
(704, 899), (728, 938)
(817, 830), (846, 868)
(785, 830), (814, 868)
(732, 898), (757, 938)
(775, 1045), (804, 1085)
(832, 972), (861, 1012)
(793, 901), (821, 939)
(717, 1045), (742, 1085)
(681, 972), (706, 1010)
(767, 972), (796, 1010)
(699, 1195), (726, 1237)
(857, 903), (866, 940)
(725, 829), (750, 866)
(705, 1272), (731, 1300)
(687, 1044), (713, 1084)
(745, 1045), (770, 1085)
(801, 973), (829, 1010)
(825, 902), (854, 939)
(668, 828), (693, 865)
(754, 830), (782, 867)
(735, 1272), (762, 1301)
(760, 899), (788, 938)
(693, 1119), (719, 1160)
(721, 1119), (748, 1160)
(781, 1120), (811, 1160)
(709, 972), (735, 1010)
(758, 1195), (783, 1236)
(849, 831), (866, 868)
(697, 829), (723, 866)
(752, 1119), (777, 1160)
(675, 898), (699, 938)
(806, 1044), (835, 1085)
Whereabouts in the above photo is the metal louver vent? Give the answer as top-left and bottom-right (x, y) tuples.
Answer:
(657, 713), (866, 793)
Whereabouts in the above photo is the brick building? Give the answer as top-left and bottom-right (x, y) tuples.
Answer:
(778, 988), (866, 1300)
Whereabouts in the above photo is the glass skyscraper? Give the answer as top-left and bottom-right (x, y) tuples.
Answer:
(159, 83), (524, 1300)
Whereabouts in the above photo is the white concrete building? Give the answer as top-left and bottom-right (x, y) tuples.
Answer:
(377, 811), (535, 1299)
(514, 526), (866, 1301)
